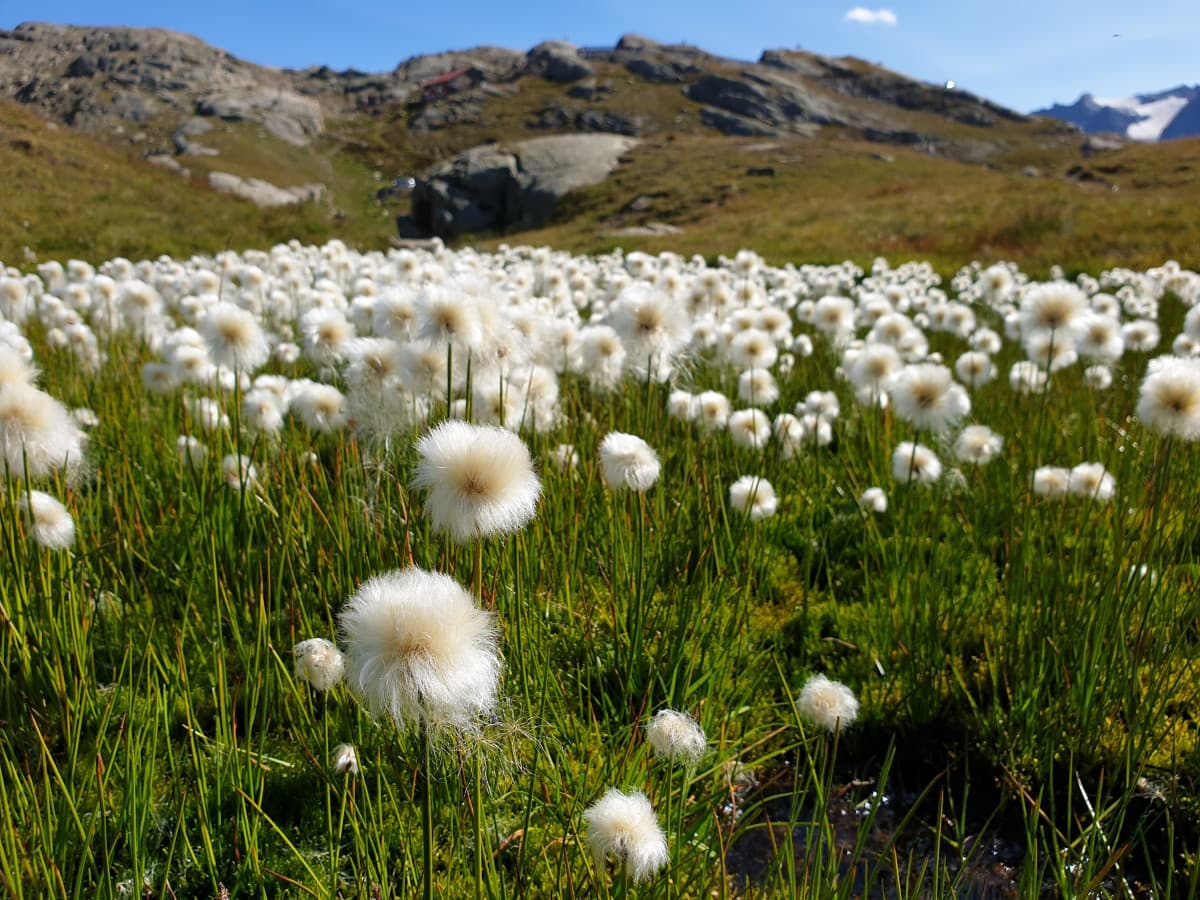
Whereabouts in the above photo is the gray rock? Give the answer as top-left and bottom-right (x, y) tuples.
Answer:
(526, 41), (593, 83)
(698, 106), (781, 137)
(410, 98), (482, 133)
(146, 153), (189, 175)
(208, 170), (325, 206)
(411, 133), (638, 238)
(196, 88), (323, 145)
(1081, 135), (1124, 156)
(575, 109), (645, 136)
(566, 79), (611, 100)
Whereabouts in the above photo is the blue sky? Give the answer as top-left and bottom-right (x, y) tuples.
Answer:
(5, 1), (1197, 112)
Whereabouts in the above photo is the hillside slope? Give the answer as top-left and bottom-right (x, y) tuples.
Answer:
(2, 22), (1199, 274)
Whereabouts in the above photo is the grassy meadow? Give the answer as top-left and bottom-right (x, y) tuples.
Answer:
(1, 242), (1199, 899)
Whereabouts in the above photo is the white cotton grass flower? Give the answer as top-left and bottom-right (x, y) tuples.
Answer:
(19, 490), (75, 550)
(189, 396), (229, 433)
(887, 363), (970, 434)
(646, 709), (707, 765)
(859, 486), (888, 513)
(1023, 329), (1078, 372)
(892, 441), (941, 485)
(301, 308), (354, 365)
(0, 344), (38, 389)
(338, 568), (501, 733)
(548, 443), (580, 472)
(1072, 313), (1125, 364)
(608, 284), (690, 381)
(241, 389), (285, 436)
(1069, 462), (1116, 502)
(694, 390), (731, 433)
(727, 408), (772, 451)
(1032, 466), (1070, 498)
(293, 638), (346, 692)
(848, 342), (901, 395)
(667, 389), (697, 422)
(598, 431), (661, 492)
(954, 351), (996, 389)
(1122, 319), (1160, 353)
(727, 328), (778, 371)
(584, 788), (670, 884)
(954, 425), (1003, 465)
(0, 383), (86, 480)
(578, 325), (627, 394)
(221, 453), (259, 492)
(1136, 357), (1200, 439)
(412, 420), (541, 541)
(177, 434), (207, 467)
(737, 368), (780, 406)
(200, 301), (269, 373)
(802, 390), (840, 422)
(1020, 282), (1087, 336)
(332, 743), (360, 776)
(290, 382), (348, 434)
(728, 475), (778, 521)
(796, 673), (859, 733)
(1084, 365), (1113, 391)
(1009, 361), (1048, 395)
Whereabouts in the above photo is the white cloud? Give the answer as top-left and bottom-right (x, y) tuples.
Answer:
(845, 7), (898, 26)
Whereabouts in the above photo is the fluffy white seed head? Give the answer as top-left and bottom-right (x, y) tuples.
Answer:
(584, 789), (670, 884)
(19, 490), (75, 550)
(293, 638), (346, 691)
(892, 441), (942, 485)
(954, 425), (1003, 465)
(796, 674), (859, 733)
(1137, 357), (1200, 439)
(646, 709), (707, 765)
(598, 432), (661, 492)
(201, 301), (269, 373)
(412, 420), (541, 541)
(1069, 462), (1115, 502)
(728, 475), (778, 521)
(338, 568), (501, 733)
(0, 383), (85, 480)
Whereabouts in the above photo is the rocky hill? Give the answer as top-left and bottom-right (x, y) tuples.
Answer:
(9, 20), (1197, 273)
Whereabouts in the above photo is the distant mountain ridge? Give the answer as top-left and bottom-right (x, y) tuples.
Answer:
(1034, 85), (1200, 141)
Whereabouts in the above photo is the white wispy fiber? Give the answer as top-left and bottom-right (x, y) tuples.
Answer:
(646, 709), (707, 765)
(221, 453), (259, 491)
(728, 408), (773, 451)
(892, 441), (942, 484)
(1136, 356), (1200, 439)
(584, 789), (670, 883)
(845, 7), (898, 25)
(728, 475), (778, 521)
(859, 486), (888, 513)
(338, 568), (500, 733)
(293, 637), (346, 692)
(200, 301), (269, 373)
(19, 489), (75, 550)
(954, 425), (1003, 465)
(332, 743), (360, 775)
(1033, 466), (1071, 498)
(887, 363), (970, 433)
(599, 431), (661, 492)
(413, 420), (540, 541)
(0, 383), (85, 480)
(1069, 462), (1116, 502)
(796, 673), (859, 732)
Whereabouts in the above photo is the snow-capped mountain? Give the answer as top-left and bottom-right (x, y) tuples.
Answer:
(1034, 85), (1200, 141)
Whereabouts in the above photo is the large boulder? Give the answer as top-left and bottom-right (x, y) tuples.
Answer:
(411, 133), (638, 238)
(526, 41), (593, 83)
(196, 88), (324, 145)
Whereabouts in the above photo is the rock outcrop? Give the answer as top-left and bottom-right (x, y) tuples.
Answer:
(411, 134), (638, 238)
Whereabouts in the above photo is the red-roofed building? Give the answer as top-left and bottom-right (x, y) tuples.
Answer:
(421, 67), (484, 103)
